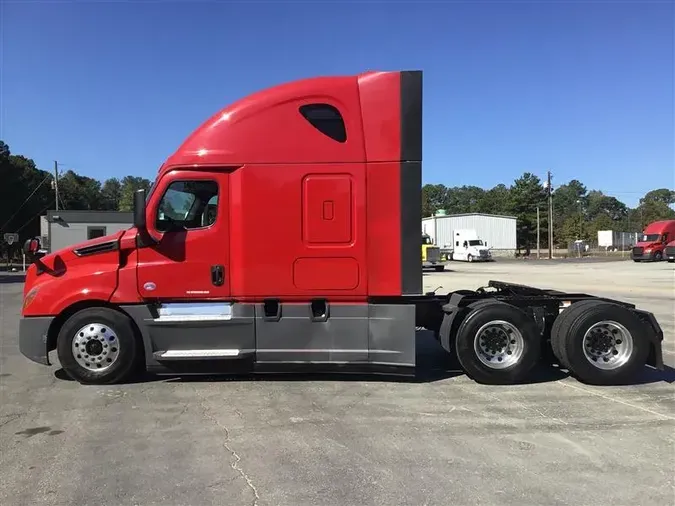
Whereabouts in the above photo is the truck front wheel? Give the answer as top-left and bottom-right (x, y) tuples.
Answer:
(454, 302), (541, 384)
(550, 300), (649, 385)
(56, 307), (142, 385)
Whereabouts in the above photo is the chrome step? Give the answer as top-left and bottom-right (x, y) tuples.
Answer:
(153, 349), (250, 360)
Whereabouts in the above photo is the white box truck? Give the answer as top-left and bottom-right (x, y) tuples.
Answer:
(450, 229), (492, 262)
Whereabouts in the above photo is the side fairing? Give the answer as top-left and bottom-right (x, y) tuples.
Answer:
(359, 71), (423, 296)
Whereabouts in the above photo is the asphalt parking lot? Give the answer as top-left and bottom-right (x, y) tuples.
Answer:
(1, 260), (674, 506)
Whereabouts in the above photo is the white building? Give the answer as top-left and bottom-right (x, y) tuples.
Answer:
(40, 210), (133, 253)
(422, 212), (517, 256)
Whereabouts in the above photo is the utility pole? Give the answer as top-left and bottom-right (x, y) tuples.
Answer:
(537, 206), (541, 260)
(54, 160), (59, 211)
(547, 170), (553, 259)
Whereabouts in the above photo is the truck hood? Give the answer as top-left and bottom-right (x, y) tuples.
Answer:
(22, 229), (136, 316)
(635, 241), (661, 248)
(38, 229), (127, 269)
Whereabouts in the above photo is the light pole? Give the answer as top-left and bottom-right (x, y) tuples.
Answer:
(50, 161), (61, 211)
(537, 206), (541, 260)
(544, 171), (553, 259)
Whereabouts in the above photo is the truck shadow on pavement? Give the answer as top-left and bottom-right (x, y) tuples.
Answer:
(53, 332), (675, 386)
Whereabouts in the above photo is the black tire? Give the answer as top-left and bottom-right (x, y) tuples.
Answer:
(454, 301), (541, 385)
(467, 254), (473, 263)
(549, 300), (649, 385)
(654, 251), (662, 262)
(632, 259), (640, 262)
(550, 300), (600, 371)
(57, 307), (142, 385)
(434, 265), (445, 272)
(668, 259), (674, 263)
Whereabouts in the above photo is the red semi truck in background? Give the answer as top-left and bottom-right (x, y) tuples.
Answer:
(20, 70), (664, 387)
(631, 220), (675, 262)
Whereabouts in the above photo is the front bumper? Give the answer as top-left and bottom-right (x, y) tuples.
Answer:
(422, 261), (448, 268)
(665, 247), (675, 261)
(19, 316), (54, 365)
(631, 251), (657, 261)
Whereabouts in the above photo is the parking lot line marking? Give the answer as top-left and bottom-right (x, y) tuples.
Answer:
(557, 381), (675, 421)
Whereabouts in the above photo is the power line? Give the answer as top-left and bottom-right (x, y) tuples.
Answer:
(0, 174), (51, 233)
(15, 203), (53, 235)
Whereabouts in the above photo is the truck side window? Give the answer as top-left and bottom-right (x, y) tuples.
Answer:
(156, 180), (219, 232)
(299, 103), (347, 143)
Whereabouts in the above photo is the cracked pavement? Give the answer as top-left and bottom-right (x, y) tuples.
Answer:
(1, 261), (674, 505)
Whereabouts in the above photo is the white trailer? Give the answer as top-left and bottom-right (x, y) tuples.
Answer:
(450, 229), (492, 262)
(597, 230), (638, 251)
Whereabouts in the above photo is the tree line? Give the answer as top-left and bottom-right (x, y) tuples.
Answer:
(423, 174), (675, 250)
(0, 141), (152, 253)
(1, 140), (674, 255)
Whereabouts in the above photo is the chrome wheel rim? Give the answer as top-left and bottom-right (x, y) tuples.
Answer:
(582, 320), (633, 370)
(71, 323), (120, 372)
(473, 320), (525, 369)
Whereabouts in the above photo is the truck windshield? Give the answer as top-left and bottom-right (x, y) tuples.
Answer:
(641, 234), (660, 242)
(468, 240), (483, 246)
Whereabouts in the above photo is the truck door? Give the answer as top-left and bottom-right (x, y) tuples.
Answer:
(454, 239), (468, 261)
(137, 171), (230, 300)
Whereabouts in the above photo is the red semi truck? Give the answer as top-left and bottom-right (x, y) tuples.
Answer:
(631, 220), (675, 262)
(20, 70), (664, 386)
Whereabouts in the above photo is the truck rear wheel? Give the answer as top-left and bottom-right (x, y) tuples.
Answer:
(550, 300), (649, 385)
(454, 301), (541, 384)
(56, 307), (142, 385)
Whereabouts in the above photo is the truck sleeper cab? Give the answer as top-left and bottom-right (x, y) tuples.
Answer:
(19, 70), (664, 387)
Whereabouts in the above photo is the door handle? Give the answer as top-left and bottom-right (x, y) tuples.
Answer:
(211, 265), (224, 286)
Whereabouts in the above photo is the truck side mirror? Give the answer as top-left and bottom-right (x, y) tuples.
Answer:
(133, 189), (147, 230)
(23, 238), (41, 255)
(22, 237), (46, 261)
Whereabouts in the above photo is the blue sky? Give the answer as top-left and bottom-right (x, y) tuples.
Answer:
(2, 0), (673, 207)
